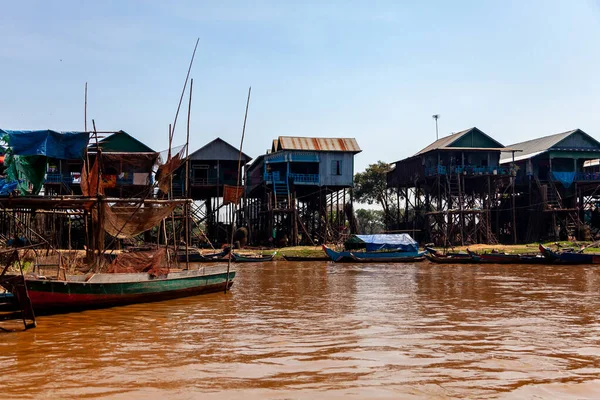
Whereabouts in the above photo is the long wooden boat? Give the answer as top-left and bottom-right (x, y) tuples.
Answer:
(467, 249), (520, 263)
(232, 253), (276, 263)
(539, 244), (600, 264)
(349, 254), (425, 263)
(425, 247), (477, 264)
(282, 255), (331, 262)
(322, 245), (425, 263)
(13, 268), (235, 314)
(467, 249), (549, 264)
(176, 248), (229, 263)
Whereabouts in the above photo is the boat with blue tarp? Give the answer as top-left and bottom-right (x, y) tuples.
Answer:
(323, 233), (425, 262)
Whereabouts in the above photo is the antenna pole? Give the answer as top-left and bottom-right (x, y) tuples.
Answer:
(432, 114), (440, 140)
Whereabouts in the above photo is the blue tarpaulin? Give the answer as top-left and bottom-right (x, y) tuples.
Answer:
(0, 129), (89, 159)
(0, 179), (18, 195)
(552, 171), (576, 188)
(346, 233), (419, 252)
(0, 129), (89, 195)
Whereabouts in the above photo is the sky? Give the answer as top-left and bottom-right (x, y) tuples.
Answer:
(2, 0), (600, 172)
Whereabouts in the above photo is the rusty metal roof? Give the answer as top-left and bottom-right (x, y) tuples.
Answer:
(276, 136), (361, 153)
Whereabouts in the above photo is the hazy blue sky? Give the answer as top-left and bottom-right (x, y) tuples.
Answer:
(1, 1), (600, 171)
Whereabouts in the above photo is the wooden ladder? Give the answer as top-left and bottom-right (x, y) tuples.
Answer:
(0, 251), (36, 330)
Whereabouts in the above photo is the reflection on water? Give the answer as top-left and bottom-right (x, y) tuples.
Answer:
(2, 262), (600, 399)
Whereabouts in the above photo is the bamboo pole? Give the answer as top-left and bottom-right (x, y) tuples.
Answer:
(171, 38), (199, 139)
(225, 86), (251, 294)
(84, 82), (88, 132)
(184, 79), (193, 270)
(168, 124), (177, 269)
(512, 151), (517, 244)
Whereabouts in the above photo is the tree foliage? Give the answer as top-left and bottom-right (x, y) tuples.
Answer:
(355, 208), (385, 234)
(354, 161), (398, 224)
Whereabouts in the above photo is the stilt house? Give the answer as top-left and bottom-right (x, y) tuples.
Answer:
(387, 127), (510, 245)
(246, 136), (361, 246)
(172, 137), (251, 245)
(45, 130), (158, 197)
(500, 129), (600, 241)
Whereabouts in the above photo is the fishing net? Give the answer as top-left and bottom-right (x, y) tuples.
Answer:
(100, 202), (179, 239)
(155, 146), (186, 194)
(101, 152), (158, 172)
(106, 248), (168, 277)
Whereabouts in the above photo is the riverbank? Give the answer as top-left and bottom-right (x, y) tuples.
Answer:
(264, 241), (600, 259)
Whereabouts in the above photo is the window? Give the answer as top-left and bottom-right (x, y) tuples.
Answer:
(331, 160), (342, 175)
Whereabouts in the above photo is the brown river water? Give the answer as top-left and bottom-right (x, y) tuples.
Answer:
(2, 261), (600, 399)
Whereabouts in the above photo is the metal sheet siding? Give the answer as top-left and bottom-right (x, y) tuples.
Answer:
(319, 153), (354, 186)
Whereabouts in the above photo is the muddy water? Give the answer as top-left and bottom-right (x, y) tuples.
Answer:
(2, 262), (600, 399)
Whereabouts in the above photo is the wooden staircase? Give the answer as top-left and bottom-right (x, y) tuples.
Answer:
(273, 181), (290, 209)
(546, 182), (562, 209)
(447, 173), (462, 210)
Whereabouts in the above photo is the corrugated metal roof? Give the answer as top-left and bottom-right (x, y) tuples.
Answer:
(414, 127), (504, 156)
(499, 130), (577, 163)
(415, 128), (472, 156)
(187, 137), (251, 162)
(277, 136), (361, 153)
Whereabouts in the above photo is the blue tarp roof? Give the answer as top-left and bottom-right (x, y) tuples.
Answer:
(348, 233), (419, 252)
(1, 130), (89, 159)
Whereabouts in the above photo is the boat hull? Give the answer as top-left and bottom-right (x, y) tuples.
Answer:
(282, 255), (330, 262)
(176, 249), (229, 263)
(539, 244), (600, 264)
(23, 270), (235, 314)
(425, 254), (475, 263)
(232, 253), (275, 263)
(323, 245), (424, 263)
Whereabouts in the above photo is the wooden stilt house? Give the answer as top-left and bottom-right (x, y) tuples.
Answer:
(172, 137), (252, 245)
(500, 129), (600, 241)
(245, 136), (361, 246)
(45, 130), (158, 197)
(387, 127), (511, 245)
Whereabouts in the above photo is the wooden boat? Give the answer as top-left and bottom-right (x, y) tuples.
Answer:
(232, 252), (276, 263)
(322, 245), (425, 263)
(425, 247), (477, 264)
(349, 254), (425, 263)
(11, 268), (235, 314)
(467, 249), (521, 264)
(176, 248), (230, 263)
(466, 249), (549, 264)
(282, 255), (330, 262)
(518, 254), (549, 264)
(539, 244), (600, 264)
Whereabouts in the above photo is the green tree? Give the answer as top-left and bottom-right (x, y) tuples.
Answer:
(354, 161), (398, 225)
(355, 208), (385, 234)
